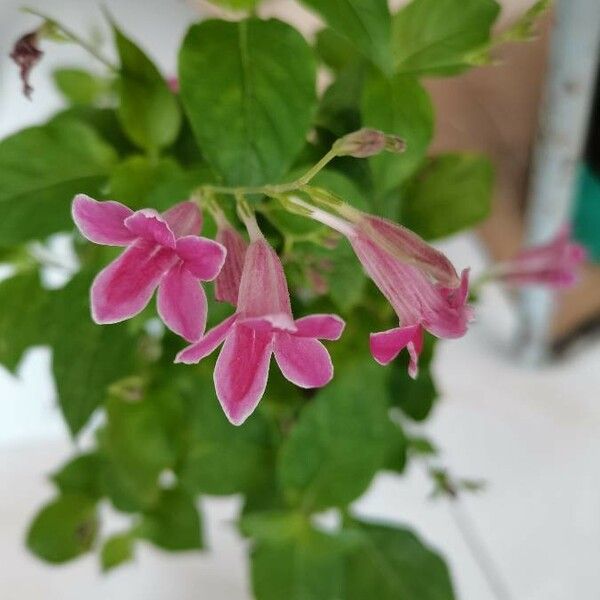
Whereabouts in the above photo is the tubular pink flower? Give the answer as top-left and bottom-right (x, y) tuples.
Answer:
(176, 236), (345, 426)
(495, 227), (587, 289)
(288, 195), (472, 378)
(352, 227), (472, 378)
(72, 194), (226, 342)
(214, 215), (248, 306)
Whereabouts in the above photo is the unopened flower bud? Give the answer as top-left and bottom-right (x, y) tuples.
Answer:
(10, 30), (44, 99)
(334, 128), (387, 158)
(334, 128), (407, 158)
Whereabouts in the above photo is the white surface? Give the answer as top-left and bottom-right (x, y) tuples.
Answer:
(1, 1), (600, 599)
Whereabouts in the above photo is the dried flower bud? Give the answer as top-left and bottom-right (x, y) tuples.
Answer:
(10, 30), (44, 99)
(334, 128), (386, 158)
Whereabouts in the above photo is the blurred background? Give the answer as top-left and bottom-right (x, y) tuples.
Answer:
(1, 1), (599, 599)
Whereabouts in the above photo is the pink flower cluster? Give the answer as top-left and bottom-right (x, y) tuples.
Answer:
(72, 192), (586, 425)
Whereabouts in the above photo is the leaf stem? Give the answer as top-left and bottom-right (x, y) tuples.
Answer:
(200, 147), (339, 197)
(448, 497), (514, 600)
(22, 7), (119, 72)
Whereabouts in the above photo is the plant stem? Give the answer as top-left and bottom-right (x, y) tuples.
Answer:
(22, 7), (119, 72)
(448, 496), (514, 600)
(200, 147), (339, 197)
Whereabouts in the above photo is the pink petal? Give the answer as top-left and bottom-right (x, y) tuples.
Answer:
(214, 325), (273, 425)
(157, 262), (207, 342)
(238, 313), (297, 333)
(215, 225), (247, 305)
(370, 324), (422, 366)
(175, 314), (237, 364)
(162, 201), (202, 238)
(72, 194), (135, 246)
(294, 314), (345, 340)
(273, 333), (333, 388)
(359, 215), (459, 287)
(175, 236), (227, 281)
(91, 240), (176, 324)
(125, 209), (176, 248)
(406, 326), (424, 379)
(237, 239), (293, 320)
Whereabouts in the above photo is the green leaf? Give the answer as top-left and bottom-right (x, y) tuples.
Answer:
(102, 392), (177, 508)
(388, 335), (438, 422)
(0, 119), (117, 245)
(299, 0), (392, 73)
(392, 0), (500, 76)
(382, 421), (408, 474)
(315, 28), (360, 72)
(278, 363), (391, 511)
(240, 510), (309, 544)
(179, 19), (316, 186)
(108, 155), (211, 211)
(362, 72), (434, 205)
(469, 0), (551, 65)
(48, 270), (137, 435)
(179, 373), (271, 496)
(26, 494), (98, 564)
(401, 153), (494, 240)
(138, 487), (203, 551)
(0, 270), (48, 372)
(53, 68), (110, 105)
(101, 532), (135, 572)
(113, 24), (181, 151)
(52, 453), (104, 499)
(500, 0), (551, 42)
(344, 519), (455, 599)
(317, 64), (365, 137)
(207, 0), (259, 9)
(251, 528), (352, 600)
(50, 107), (136, 156)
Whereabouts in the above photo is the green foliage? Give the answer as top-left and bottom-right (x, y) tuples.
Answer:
(26, 494), (98, 564)
(52, 453), (105, 499)
(344, 519), (456, 599)
(49, 271), (138, 435)
(138, 487), (203, 551)
(392, 0), (500, 75)
(250, 525), (353, 600)
(0, 270), (48, 372)
(278, 364), (392, 511)
(402, 153), (494, 240)
(0, 0), (534, 589)
(101, 532), (135, 571)
(299, 0), (392, 73)
(113, 24), (181, 151)
(108, 155), (210, 211)
(179, 19), (316, 185)
(178, 370), (272, 496)
(102, 391), (178, 508)
(207, 0), (259, 9)
(0, 119), (116, 245)
(53, 68), (111, 105)
(362, 72), (434, 207)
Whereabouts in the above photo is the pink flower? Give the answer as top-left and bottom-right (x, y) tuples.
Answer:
(72, 194), (226, 342)
(213, 213), (248, 306)
(289, 197), (472, 378)
(352, 225), (472, 378)
(494, 227), (587, 289)
(176, 235), (345, 425)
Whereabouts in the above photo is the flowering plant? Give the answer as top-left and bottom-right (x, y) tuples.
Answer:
(0, 0), (578, 597)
